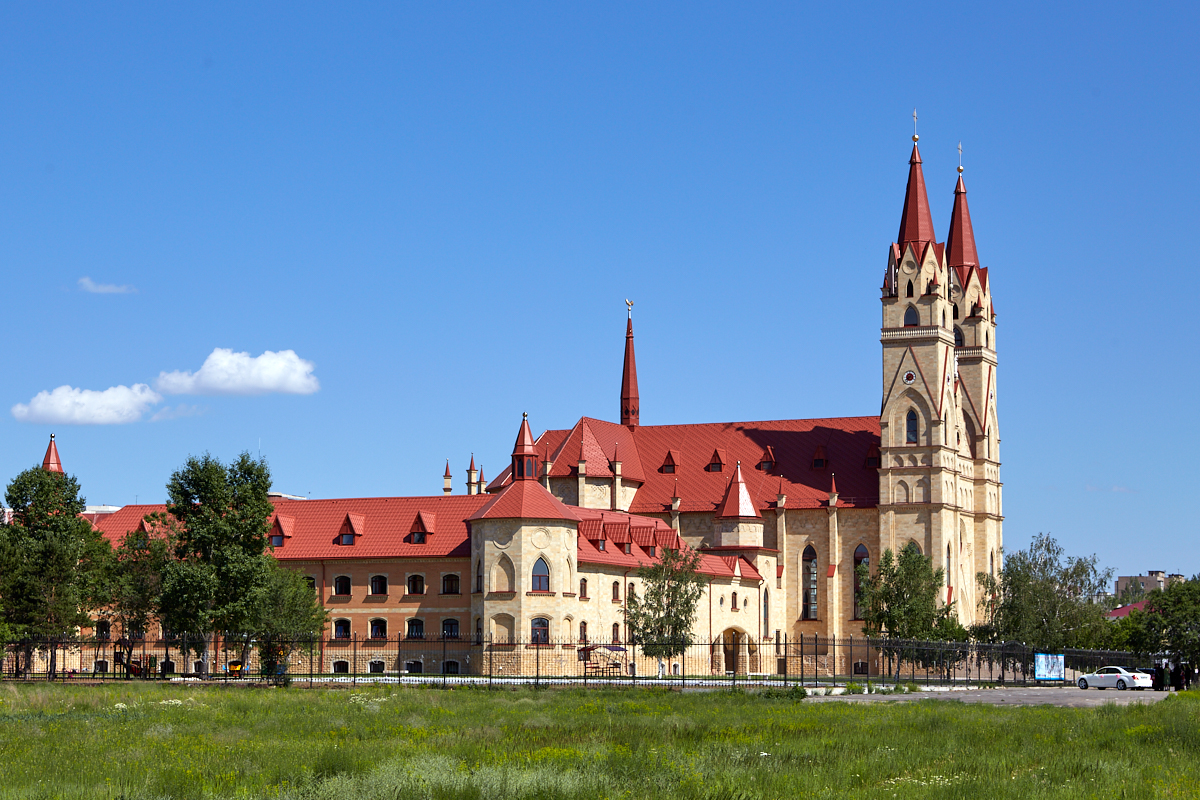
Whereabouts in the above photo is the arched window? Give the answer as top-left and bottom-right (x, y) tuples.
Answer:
(612, 581), (621, 601)
(906, 410), (919, 444)
(731, 591), (738, 610)
(531, 617), (549, 644)
(984, 329), (989, 348)
(442, 618), (459, 639)
(628, 582), (636, 601)
(442, 574), (460, 595)
(442, 661), (460, 675)
(941, 310), (945, 327)
(579, 621), (588, 642)
(946, 544), (952, 586)
(475, 561), (483, 593)
(612, 623), (621, 643)
(802, 546), (818, 620)
(763, 589), (770, 631)
(333, 619), (350, 639)
(333, 575), (351, 596)
(407, 575), (425, 595)
(531, 558), (550, 592)
(96, 620), (111, 640)
(905, 541), (922, 556)
(305, 576), (317, 592)
(369, 660), (385, 674)
(853, 545), (870, 620)
(370, 619), (387, 639)
(953, 302), (959, 319)
(369, 575), (388, 595)
(906, 280), (914, 298)
(579, 578), (588, 598)
(406, 618), (424, 639)
(333, 660), (349, 674)
(954, 326), (964, 347)
(990, 550), (995, 577)
(903, 306), (919, 326)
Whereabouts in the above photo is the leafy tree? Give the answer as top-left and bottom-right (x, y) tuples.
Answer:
(0, 466), (112, 677)
(1115, 579), (1147, 607)
(625, 546), (708, 660)
(249, 561), (328, 682)
(154, 452), (274, 669)
(973, 533), (1112, 651)
(856, 542), (954, 641)
(108, 527), (169, 641)
(1144, 577), (1200, 668)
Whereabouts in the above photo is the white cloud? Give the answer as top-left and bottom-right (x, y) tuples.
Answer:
(156, 348), (320, 396)
(12, 384), (162, 425)
(149, 403), (205, 422)
(78, 277), (137, 294)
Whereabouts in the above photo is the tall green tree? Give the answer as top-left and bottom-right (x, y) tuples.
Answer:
(108, 527), (169, 641)
(249, 561), (328, 682)
(857, 542), (958, 640)
(625, 546), (708, 660)
(1144, 577), (1200, 667)
(973, 533), (1112, 651)
(0, 466), (112, 677)
(153, 452), (274, 667)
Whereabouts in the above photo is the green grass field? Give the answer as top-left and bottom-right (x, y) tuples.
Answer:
(0, 682), (1195, 799)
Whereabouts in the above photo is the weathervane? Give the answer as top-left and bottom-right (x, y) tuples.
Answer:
(912, 108), (919, 142)
(625, 298), (634, 318)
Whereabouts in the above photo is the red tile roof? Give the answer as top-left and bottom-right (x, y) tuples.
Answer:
(1107, 601), (1147, 620)
(92, 496), (493, 560)
(468, 479), (581, 522)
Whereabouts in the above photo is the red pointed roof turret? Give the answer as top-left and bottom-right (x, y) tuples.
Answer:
(621, 306), (640, 427)
(830, 473), (838, 496)
(444, 460), (452, 479)
(946, 173), (979, 269)
(468, 453), (476, 472)
(715, 462), (760, 519)
(42, 434), (63, 473)
(896, 143), (938, 256)
(511, 413), (538, 481)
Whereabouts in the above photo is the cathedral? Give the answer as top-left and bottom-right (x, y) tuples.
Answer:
(87, 136), (1002, 676)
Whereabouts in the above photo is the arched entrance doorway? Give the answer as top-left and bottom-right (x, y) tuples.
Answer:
(715, 628), (758, 674)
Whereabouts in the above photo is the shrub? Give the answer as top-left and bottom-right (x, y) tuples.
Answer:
(759, 685), (807, 701)
(846, 682), (864, 694)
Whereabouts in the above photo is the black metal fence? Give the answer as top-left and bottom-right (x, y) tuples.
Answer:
(1, 633), (1147, 689)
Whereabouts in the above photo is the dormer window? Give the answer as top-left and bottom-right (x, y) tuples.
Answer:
(661, 450), (681, 474)
(811, 445), (828, 470)
(270, 534), (283, 548)
(598, 539), (606, 551)
(662, 464), (675, 473)
(647, 545), (656, 557)
(412, 530), (426, 544)
(339, 532), (354, 546)
(865, 444), (881, 468)
(812, 458), (825, 468)
(757, 460), (774, 471)
(624, 542), (632, 555)
(706, 449), (726, 472)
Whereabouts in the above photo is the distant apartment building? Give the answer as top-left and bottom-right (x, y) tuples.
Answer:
(1115, 571), (1183, 597)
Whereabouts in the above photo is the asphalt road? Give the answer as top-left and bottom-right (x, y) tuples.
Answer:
(810, 686), (1174, 708)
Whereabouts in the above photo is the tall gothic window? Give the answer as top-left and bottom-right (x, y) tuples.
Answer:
(853, 545), (870, 620)
(906, 280), (914, 298)
(531, 558), (550, 592)
(954, 326), (964, 347)
(802, 546), (818, 620)
(946, 544), (952, 587)
(531, 617), (549, 644)
(906, 410), (919, 444)
(903, 306), (920, 326)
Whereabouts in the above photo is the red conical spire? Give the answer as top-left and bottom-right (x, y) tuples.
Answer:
(896, 143), (937, 254)
(715, 462), (760, 519)
(945, 174), (979, 268)
(42, 433), (63, 473)
(511, 413), (538, 481)
(621, 305), (640, 427)
(444, 460), (452, 478)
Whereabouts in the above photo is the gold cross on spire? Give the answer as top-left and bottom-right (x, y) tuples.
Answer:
(958, 141), (964, 174)
(912, 108), (919, 142)
(625, 298), (634, 318)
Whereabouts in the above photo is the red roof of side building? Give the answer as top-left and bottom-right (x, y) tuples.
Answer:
(489, 415), (881, 513)
(1107, 601), (1148, 620)
(92, 495), (493, 560)
(468, 479), (581, 522)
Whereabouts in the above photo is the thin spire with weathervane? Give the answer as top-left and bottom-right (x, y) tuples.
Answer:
(621, 299), (640, 428)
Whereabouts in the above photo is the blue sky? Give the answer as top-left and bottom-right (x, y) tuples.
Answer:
(1, 3), (1196, 579)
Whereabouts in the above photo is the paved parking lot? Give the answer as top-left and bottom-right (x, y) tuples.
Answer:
(811, 686), (1173, 708)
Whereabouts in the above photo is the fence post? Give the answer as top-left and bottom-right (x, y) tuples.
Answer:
(442, 636), (448, 687)
(799, 633), (804, 687)
(535, 636), (540, 688)
(352, 632), (357, 688)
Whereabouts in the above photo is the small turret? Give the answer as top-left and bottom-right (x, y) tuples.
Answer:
(42, 434), (63, 474)
(621, 303), (640, 428)
(443, 460), (453, 495)
(511, 413), (538, 481)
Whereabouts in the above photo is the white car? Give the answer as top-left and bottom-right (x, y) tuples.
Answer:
(1077, 666), (1151, 691)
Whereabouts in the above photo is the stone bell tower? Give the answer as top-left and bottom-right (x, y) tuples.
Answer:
(877, 135), (970, 620)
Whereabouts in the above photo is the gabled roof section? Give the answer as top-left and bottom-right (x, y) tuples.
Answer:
(468, 479), (581, 522)
(541, 417), (646, 482)
(662, 449), (682, 471)
(273, 514), (296, 539)
(343, 512), (366, 540)
(896, 144), (938, 255)
(412, 510), (435, 534)
(708, 448), (727, 470)
(42, 434), (63, 473)
(715, 462), (761, 519)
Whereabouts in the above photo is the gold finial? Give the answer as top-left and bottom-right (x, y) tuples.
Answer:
(958, 141), (964, 173)
(522, 412), (528, 420)
(625, 298), (633, 318)
(912, 108), (919, 142)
